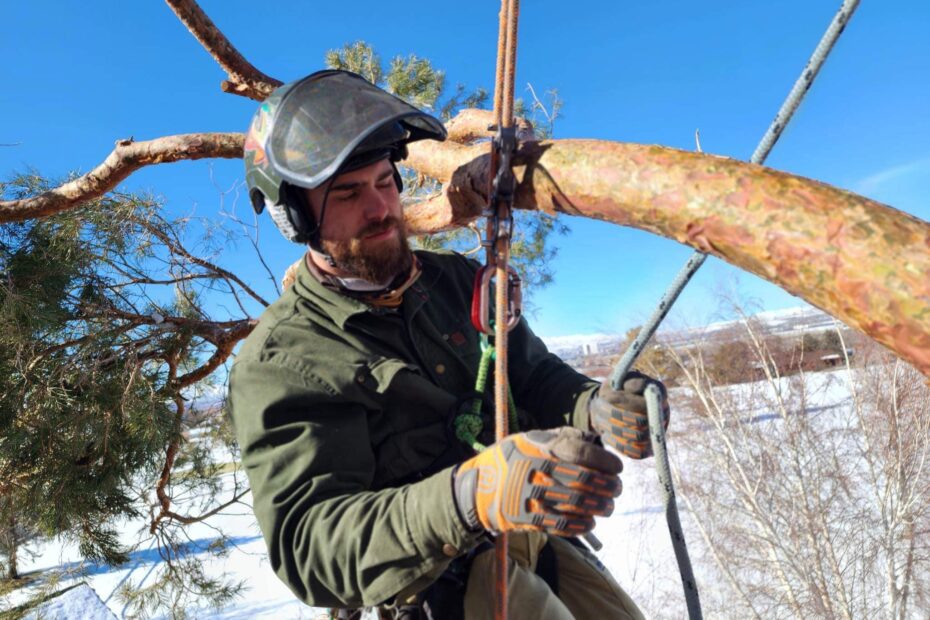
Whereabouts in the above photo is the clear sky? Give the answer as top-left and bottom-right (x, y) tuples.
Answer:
(2, 1), (928, 339)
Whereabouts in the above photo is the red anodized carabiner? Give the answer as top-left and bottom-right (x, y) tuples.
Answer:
(470, 264), (523, 335)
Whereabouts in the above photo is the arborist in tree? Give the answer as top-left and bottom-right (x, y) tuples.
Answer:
(230, 69), (670, 620)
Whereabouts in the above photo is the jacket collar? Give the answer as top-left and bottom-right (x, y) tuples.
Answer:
(293, 251), (440, 329)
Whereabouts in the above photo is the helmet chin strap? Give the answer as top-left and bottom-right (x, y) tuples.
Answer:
(308, 182), (338, 268)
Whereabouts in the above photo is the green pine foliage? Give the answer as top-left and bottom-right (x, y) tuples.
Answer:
(0, 180), (171, 570)
(0, 174), (247, 614)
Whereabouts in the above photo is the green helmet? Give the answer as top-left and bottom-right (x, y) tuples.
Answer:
(244, 69), (447, 243)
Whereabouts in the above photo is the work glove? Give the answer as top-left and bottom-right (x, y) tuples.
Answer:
(452, 427), (622, 537)
(589, 370), (671, 460)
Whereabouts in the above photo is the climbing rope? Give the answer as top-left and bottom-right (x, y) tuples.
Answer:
(607, 2), (862, 619)
(472, 2), (523, 619)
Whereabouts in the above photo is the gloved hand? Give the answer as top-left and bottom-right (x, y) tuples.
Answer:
(589, 370), (671, 460)
(452, 427), (622, 537)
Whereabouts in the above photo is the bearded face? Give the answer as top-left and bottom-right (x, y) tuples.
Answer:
(305, 158), (414, 283)
(320, 214), (413, 283)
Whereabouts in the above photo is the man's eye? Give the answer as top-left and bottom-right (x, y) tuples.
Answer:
(377, 181), (393, 190)
(335, 192), (358, 202)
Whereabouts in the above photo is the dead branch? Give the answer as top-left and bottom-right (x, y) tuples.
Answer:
(158, 489), (251, 527)
(444, 108), (535, 144)
(0, 133), (244, 223)
(175, 319), (257, 388)
(164, 0), (281, 100)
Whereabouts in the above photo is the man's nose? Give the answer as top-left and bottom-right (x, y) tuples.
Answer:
(361, 186), (390, 221)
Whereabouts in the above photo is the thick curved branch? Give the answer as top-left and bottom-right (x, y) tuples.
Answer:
(165, 0), (281, 100)
(402, 137), (930, 378)
(0, 133), (244, 223)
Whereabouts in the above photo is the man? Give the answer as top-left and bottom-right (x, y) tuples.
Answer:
(231, 69), (669, 619)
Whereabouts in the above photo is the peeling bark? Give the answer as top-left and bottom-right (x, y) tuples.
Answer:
(403, 136), (930, 377)
(444, 108), (535, 144)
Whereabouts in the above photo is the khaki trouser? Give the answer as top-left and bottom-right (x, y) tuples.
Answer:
(463, 531), (644, 620)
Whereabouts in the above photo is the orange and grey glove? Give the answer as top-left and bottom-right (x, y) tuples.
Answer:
(452, 427), (622, 537)
(589, 370), (671, 460)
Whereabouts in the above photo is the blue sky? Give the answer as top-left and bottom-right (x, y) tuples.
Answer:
(2, 1), (928, 338)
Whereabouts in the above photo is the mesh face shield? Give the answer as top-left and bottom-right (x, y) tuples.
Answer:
(267, 70), (446, 190)
(244, 69), (447, 244)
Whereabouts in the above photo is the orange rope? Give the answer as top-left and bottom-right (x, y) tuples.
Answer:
(490, 2), (520, 618)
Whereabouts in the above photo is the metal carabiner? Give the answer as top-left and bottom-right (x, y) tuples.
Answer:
(470, 265), (523, 335)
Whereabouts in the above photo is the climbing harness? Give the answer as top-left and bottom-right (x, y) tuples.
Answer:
(609, 2), (862, 619)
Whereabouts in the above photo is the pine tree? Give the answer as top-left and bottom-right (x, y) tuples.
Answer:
(0, 174), (248, 612)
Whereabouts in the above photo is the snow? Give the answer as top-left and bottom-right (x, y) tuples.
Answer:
(23, 582), (116, 620)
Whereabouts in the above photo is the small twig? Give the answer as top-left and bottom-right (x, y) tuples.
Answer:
(219, 200), (282, 298)
(158, 489), (251, 527)
(164, 0), (281, 101)
(139, 218), (270, 307)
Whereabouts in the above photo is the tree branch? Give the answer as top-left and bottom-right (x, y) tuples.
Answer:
(150, 346), (187, 534)
(164, 0), (281, 100)
(175, 319), (257, 388)
(443, 108), (535, 144)
(404, 134), (930, 378)
(160, 489), (251, 527)
(0, 133), (244, 223)
(137, 219), (270, 308)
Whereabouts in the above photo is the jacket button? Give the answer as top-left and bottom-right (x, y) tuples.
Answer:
(442, 543), (459, 557)
(435, 364), (446, 375)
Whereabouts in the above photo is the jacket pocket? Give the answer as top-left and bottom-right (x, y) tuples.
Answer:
(365, 357), (421, 393)
(371, 421), (451, 489)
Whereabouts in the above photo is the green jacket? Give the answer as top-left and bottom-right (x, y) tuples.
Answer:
(228, 250), (598, 608)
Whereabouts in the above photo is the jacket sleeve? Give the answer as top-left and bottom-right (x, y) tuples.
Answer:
(228, 357), (482, 608)
(506, 315), (600, 432)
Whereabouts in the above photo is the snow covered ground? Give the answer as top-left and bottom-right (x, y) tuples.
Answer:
(3, 368), (856, 619)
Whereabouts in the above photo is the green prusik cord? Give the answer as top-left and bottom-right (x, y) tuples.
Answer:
(472, 340), (495, 417)
(454, 336), (519, 452)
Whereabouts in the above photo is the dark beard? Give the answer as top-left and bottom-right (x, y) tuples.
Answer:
(322, 216), (413, 284)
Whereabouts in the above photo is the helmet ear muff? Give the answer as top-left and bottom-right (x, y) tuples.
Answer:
(279, 183), (316, 243)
